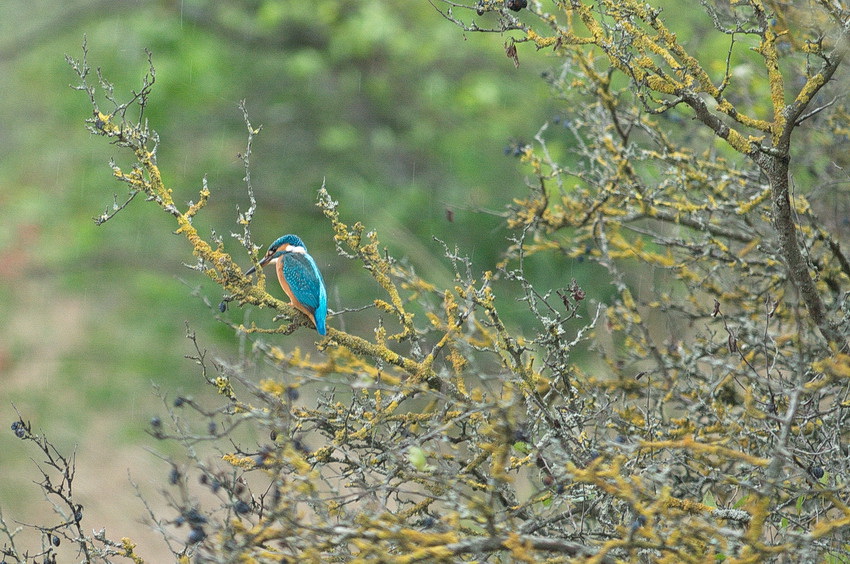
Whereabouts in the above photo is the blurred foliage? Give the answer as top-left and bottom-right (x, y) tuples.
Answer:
(1, 1), (560, 410)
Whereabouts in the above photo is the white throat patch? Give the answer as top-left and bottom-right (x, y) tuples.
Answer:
(286, 245), (307, 255)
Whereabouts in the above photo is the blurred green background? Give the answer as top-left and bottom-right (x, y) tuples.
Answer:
(0, 0), (568, 558)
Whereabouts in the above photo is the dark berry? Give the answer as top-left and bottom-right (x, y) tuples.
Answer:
(631, 514), (647, 531)
(184, 508), (207, 526)
(293, 438), (309, 454)
(187, 527), (206, 544)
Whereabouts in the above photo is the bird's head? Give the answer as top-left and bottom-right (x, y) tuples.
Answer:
(245, 234), (306, 275)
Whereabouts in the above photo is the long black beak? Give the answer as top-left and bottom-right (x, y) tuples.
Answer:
(245, 255), (270, 276)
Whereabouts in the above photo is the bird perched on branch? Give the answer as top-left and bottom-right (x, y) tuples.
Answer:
(245, 234), (328, 335)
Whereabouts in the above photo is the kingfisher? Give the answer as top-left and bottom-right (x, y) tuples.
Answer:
(245, 234), (328, 335)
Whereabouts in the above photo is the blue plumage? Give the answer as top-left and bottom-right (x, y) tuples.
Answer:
(246, 234), (328, 335)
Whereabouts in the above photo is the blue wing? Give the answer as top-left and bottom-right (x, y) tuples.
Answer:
(283, 252), (328, 334)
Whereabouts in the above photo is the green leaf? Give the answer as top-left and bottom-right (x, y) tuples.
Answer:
(796, 494), (805, 514)
(513, 441), (530, 453)
(407, 446), (435, 472)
